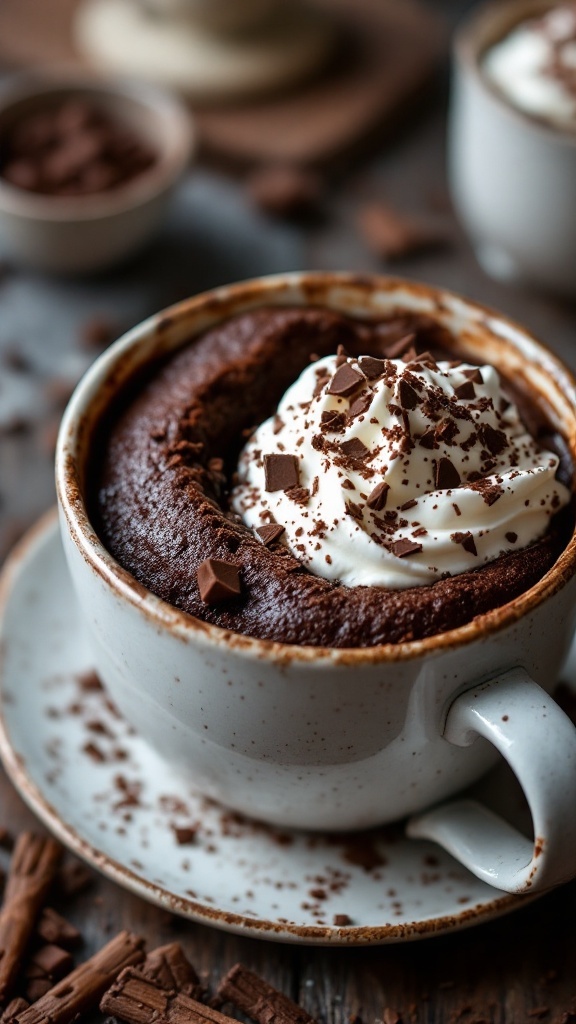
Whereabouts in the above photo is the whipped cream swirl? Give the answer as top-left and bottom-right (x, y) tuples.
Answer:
(483, 4), (576, 131)
(231, 350), (570, 589)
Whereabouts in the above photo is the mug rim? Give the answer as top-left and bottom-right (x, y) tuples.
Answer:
(56, 270), (576, 667)
(454, 0), (576, 151)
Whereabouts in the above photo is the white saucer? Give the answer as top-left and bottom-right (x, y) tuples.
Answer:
(0, 513), (548, 945)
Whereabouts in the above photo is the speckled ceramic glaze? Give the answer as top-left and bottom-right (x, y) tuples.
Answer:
(56, 272), (576, 895)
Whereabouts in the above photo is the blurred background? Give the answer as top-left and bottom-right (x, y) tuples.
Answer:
(0, 0), (574, 563)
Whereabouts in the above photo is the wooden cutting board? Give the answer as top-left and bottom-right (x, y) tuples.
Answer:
(0, 0), (446, 168)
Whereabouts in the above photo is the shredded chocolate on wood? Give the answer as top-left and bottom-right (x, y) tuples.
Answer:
(197, 559), (241, 605)
(0, 833), (63, 1006)
(10, 930), (145, 1024)
(255, 524), (285, 547)
(326, 363), (365, 398)
(101, 967), (237, 1024)
(140, 943), (204, 1001)
(263, 454), (299, 492)
(216, 963), (317, 1024)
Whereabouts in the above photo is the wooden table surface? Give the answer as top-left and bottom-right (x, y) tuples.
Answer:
(1, 1), (576, 1021)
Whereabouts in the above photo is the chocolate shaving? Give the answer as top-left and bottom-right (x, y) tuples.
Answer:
(255, 524), (285, 547)
(435, 458), (461, 490)
(358, 356), (386, 379)
(326, 363), (365, 398)
(399, 499), (417, 511)
(11, 931), (145, 1024)
(340, 438), (370, 460)
(391, 538), (423, 558)
(263, 454), (299, 492)
(332, 914), (352, 926)
(171, 826), (197, 846)
(197, 559), (241, 605)
(366, 481), (390, 510)
(0, 833), (63, 1005)
(101, 967), (239, 1024)
(451, 531), (478, 556)
(216, 963), (317, 1024)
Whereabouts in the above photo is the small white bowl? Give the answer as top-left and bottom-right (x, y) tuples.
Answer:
(0, 73), (194, 274)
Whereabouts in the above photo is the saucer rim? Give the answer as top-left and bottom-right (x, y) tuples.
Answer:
(0, 511), (532, 946)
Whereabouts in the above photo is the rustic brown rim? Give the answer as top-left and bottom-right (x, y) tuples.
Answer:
(0, 512), (537, 945)
(56, 270), (576, 667)
(454, 0), (576, 148)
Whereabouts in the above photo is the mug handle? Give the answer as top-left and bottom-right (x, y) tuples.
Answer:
(406, 667), (576, 894)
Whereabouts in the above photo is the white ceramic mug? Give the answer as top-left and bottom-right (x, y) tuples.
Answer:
(449, 0), (576, 298)
(56, 272), (576, 895)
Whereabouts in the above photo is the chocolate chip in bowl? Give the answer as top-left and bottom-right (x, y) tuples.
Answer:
(0, 74), (194, 274)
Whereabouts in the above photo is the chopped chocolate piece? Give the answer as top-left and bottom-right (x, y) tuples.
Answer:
(245, 165), (322, 218)
(435, 458), (461, 490)
(357, 202), (449, 261)
(57, 859), (95, 898)
(327, 363), (365, 398)
(418, 428), (436, 450)
(172, 826), (197, 846)
(463, 367), (484, 384)
(451, 531), (478, 556)
(384, 333), (417, 359)
(469, 478), (504, 505)
(36, 908), (82, 950)
(197, 559), (241, 605)
(340, 438), (370, 460)
(320, 410), (346, 433)
(0, 833), (63, 1005)
(216, 963), (317, 1024)
(332, 914), (352, 926)
(505, 531), (518, 543)
(391, 538), (423, 558)
(478, 424), (509, 456)
(29, 944), (73, 981)
(348, 393), (372, 419)
(358, 356), (386, 379)
(345, 501), (364, 520)
(454, 380), (476, 400)
(264, 453), (299, 491)
(14, 931), (145, 1024)
(398, 378), (419, 411)
(101, 967), (236, 1024)
(366, 481), (390, 510)
(141, 943), (204, 1001)
(255, 524), (285, 547)
(286, 486), (310, 505)
(335, 344), (349, 366)
(79, 316), (118, 351)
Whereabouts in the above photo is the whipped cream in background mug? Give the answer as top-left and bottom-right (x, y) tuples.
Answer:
(449, 0), (576, 297)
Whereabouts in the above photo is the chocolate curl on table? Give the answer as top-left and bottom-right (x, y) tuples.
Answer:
(0, 833), (62, 1006)
(7, 930), (145, 1024)
(216, 963), (317, 1024)
(101, 967), (239, 1024)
